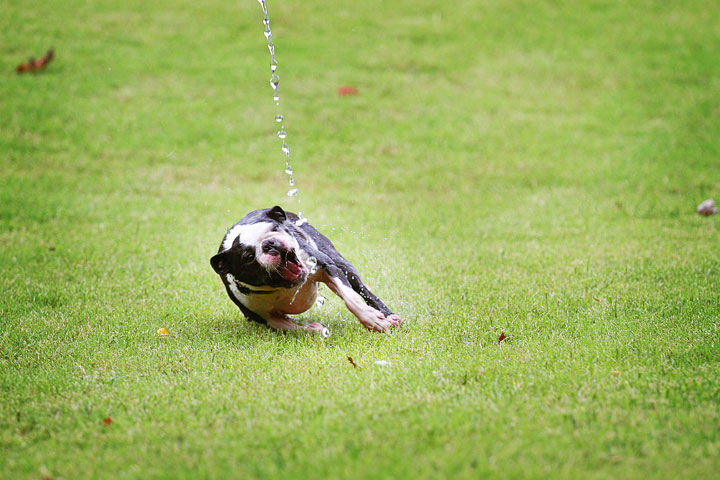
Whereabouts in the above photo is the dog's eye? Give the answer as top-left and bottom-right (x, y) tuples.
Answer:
(245, 250), (255, 262)
(271, 225), (279, 232)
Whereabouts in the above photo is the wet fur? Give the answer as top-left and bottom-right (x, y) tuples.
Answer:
(211, 206), (401, 333)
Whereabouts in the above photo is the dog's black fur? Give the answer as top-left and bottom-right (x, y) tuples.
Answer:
(211, 206), (401, 332)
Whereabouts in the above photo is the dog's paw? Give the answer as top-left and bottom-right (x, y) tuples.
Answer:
(304, 322), (331, 337)
(358, 310), (393, 333)
(386, 314), (402, 327)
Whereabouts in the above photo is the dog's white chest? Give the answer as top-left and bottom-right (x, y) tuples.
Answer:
(226, 274), (319, 316)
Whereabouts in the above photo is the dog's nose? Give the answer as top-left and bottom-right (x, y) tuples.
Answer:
(262, 239), (285, 255)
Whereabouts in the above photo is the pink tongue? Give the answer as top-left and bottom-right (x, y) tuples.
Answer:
(279, 261), (301, 281)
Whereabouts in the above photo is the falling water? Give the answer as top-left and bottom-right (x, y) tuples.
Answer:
(257, 0), (304, 222)
(257, 1), (327, 335)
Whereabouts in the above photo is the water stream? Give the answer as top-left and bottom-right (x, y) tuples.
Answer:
(257, 1), (325, 315)
(257, 0), (305, 224)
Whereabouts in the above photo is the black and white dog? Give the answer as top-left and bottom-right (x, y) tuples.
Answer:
(210, 206), (402, 333)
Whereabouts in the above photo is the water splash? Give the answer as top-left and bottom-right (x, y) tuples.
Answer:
(288, 276), (307, 305)
(305, 256), (318, 274)
(257, 0), (305, 222)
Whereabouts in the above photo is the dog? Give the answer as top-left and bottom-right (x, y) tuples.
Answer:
(210, 206), (402, 333)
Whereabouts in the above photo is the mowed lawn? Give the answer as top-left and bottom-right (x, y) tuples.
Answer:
(1, 0), (719, 478)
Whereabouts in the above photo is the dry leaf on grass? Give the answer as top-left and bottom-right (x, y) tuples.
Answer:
(16, 49), (54, 74)
(337, 85), (358, 96)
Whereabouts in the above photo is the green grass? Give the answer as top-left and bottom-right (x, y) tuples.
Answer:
(2, 0), (719, 478)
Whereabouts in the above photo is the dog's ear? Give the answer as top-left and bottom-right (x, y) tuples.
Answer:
(210, 250), (232, 275)
(267, 205), (287, 223)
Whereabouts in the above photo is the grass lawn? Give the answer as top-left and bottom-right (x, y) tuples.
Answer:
(1, 0), (719, 478)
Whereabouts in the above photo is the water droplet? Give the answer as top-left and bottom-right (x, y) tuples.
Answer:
(287, 188), (299, 197)
(277, 130), (287, 139)
(284, 166), (293, 175)
(263, 17), (270, 27)
(281, 143), (289, 156)
(270, 74), (279, 90)
(315, 295), (325, 307)
(267, 43), (275, 57)
(295, 217), (308, 226)
(270, 58), (278, 72)
(264, 29), (272, 41)
(288, 176), (294, 186)
(321, 327), (331, 338)
(273, 93), (280, 103)
(275, 114), (283, 123)
(306, 256), (317, 273)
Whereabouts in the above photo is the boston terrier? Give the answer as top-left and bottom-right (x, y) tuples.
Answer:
(210, 206), (402, 333)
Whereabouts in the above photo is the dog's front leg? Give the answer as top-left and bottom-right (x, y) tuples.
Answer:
(318, 268), (399, 333)
(329, 258), (402, 328)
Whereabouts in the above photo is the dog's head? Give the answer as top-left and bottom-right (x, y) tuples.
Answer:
(210, 206), (307, 287)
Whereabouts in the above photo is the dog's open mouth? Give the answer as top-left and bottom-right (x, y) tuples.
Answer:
(277, 250), (304, 283)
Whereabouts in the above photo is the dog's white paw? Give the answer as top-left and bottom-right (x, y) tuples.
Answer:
(358, 310), (393, 333)
(304, 322), (330, 337)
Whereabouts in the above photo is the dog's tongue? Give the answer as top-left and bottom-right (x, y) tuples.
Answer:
(278, 260), (302, 282)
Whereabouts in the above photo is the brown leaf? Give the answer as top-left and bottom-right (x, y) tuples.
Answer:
(498, 332), (506, 343)
(337, 85), (358, 96)
(610, 370), (622, 376)
(102, 416), (113, 426)
(347, 356), (357, 368)
(16, 49), (54, 75)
